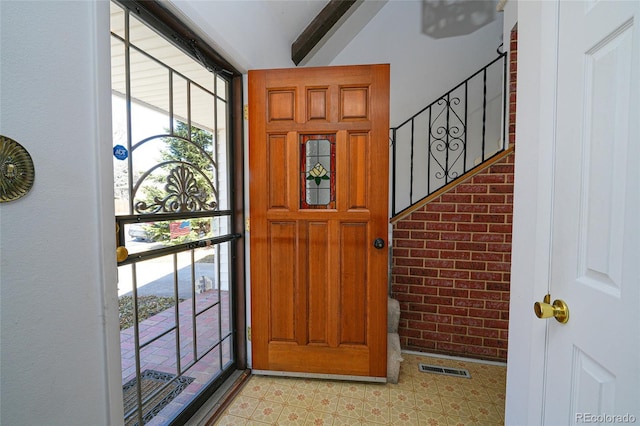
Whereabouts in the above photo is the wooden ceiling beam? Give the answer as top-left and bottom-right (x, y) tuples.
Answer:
(291, 0), (358, 65)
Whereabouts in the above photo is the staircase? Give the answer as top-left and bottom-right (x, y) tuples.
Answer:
(391, 50), (507, 218)
(388, 41), (517, 362)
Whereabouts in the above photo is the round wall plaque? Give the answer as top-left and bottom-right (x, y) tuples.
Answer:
(1, 135), (35, 203)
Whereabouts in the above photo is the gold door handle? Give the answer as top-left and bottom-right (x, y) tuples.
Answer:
(116, 246), (129, 262)
(116, 223), (128, 262)
(534, 294), (569, 324)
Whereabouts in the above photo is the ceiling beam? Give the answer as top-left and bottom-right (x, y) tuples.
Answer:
(291, 0), (358, 66)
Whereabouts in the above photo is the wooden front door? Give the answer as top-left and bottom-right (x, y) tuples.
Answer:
(249, 64), (390, 379)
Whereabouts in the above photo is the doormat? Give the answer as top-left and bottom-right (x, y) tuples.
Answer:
(123, 369), (194, 426)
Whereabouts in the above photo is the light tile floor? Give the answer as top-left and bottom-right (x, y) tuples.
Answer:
(214, 353), (506, 425)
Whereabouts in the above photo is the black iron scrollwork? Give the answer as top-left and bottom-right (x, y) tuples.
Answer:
(134, 164), (217, 214)
(429, 96), (467, 183)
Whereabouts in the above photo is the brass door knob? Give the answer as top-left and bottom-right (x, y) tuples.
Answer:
(534, 294), (569, 324)
(116, 246), (129, 262)
(115, 222), (128, 262)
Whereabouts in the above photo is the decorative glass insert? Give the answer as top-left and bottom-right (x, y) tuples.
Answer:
(300, 134), (336, 209)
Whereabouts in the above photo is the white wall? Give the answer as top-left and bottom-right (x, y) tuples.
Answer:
(328, 0), (504, 127)
(329, 1), (504, 213)
(0, 1), (121, 425)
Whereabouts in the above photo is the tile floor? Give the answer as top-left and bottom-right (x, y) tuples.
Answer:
(214, 352), (506, 425)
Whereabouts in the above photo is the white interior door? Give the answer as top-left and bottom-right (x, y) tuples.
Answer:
(541, 0), (640, 423)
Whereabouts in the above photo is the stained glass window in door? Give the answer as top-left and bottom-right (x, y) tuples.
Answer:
(300, 134), (335, 209)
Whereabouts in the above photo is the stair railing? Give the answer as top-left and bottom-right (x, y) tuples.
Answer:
(391, 49), (507, 217)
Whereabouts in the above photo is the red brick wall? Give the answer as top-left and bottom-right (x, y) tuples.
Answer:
(390, 28), (518, 363)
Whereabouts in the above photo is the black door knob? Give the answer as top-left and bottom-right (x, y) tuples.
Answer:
(373, 238), (385, 249)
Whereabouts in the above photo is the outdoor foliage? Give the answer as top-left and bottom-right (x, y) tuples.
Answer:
(119, 295), (184, 330)
(135, 121), (216, 243)
(160, 121), (214, 171)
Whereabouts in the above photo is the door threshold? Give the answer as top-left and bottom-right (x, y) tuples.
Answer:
(186, 369), (251, 426)
(252, 369), (387, 383)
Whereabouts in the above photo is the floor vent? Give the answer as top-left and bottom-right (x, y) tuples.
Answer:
(418, 363), (471, 379)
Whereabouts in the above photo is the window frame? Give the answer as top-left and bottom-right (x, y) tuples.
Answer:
(111, 1), (246, 422)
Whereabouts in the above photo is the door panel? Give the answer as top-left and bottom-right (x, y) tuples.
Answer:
(542, 0), (639, 422)
(249, 65), (389, 379)
(267, 135), (291, 209)
(269, 221), (296, 342)
(339, 222), (368, 345)
(346, 133), (369, 209)
(307, 221), (329, 344)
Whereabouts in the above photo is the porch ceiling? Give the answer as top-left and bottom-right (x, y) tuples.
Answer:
(110, 0), (387, 128)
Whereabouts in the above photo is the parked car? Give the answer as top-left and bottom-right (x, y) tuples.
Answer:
(128, 221), (193, 242)
(128, 223), (154, 242)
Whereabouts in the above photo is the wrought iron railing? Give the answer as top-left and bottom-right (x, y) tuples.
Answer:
(391, 50), (507, 217)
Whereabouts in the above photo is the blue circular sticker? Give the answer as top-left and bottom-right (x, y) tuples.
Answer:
(113, 144), (128, 160)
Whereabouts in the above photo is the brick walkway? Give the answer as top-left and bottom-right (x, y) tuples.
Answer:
(120, 290), (233, 424)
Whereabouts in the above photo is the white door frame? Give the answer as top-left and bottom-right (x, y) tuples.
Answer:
(505, 1), (562, 424)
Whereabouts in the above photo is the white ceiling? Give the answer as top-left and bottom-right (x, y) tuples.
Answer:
(257, 0), (332, 36)
(165, 0), (387, 71)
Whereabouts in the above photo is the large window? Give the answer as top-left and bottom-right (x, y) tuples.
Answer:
(110, 1), (244, 424)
